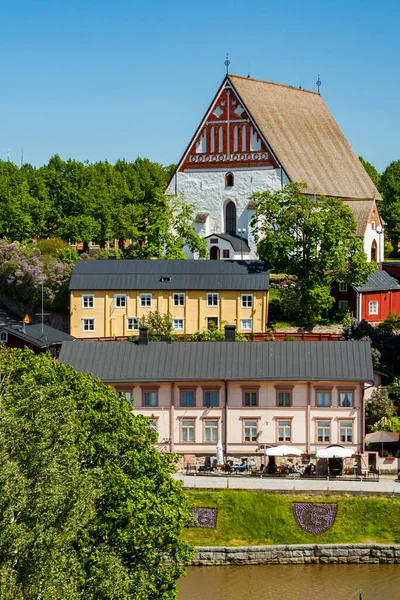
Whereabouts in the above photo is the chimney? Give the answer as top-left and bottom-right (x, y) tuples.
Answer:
(17, 322), (26, 334)
(138, 326), (149, 346)
(224, 325), (236, 342)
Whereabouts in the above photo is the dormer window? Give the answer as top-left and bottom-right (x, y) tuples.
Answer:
(160, 275), (171, 283)
(225, 172), (234, 187)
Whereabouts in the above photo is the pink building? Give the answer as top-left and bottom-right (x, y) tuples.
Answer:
(59, 330), (375, 466)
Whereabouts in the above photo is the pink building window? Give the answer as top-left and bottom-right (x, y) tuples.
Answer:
(243, 388), (259, 406)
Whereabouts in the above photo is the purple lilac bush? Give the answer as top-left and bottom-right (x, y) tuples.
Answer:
(0, 240), (74, 312)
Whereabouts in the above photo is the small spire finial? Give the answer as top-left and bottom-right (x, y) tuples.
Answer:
(316, 74), (322, 94)
(224, 53), (230, 75)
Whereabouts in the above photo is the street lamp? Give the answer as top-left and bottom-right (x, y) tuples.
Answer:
(237, 228), (246, 260)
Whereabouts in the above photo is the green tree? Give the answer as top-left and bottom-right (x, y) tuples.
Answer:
(251, 183), (375, 325)
(359, 156), (381, 188)
(0, 348), (193, 599)
(140, 310), (174, 341)
(379, 160), (400, 251)
(0, 161), (34, 241)
(366, 389), (395, 432)
(123, 194), (207, 259)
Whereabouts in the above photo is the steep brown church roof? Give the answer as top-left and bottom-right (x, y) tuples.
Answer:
(343, 200), (375, 236)
(229, 75), (381, 201)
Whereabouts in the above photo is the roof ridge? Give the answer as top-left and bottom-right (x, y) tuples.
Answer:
(228, 74), (320, 96)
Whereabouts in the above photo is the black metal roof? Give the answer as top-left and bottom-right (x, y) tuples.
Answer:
(3, 324), (75, 348)
(204, 233), (251, 253)
(354, 270), (400, 293)
(69, 259), (269, 291)
(58, 340), (374, 384)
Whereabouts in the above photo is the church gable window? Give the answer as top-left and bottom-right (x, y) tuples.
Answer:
(196, 131), (207, 154)
(219, 127), (224, 153)
(225, 173), (234, 187)
(233, 126), (239, 152)
(225, 201), (237, 234)
(250, 127), (261, 151)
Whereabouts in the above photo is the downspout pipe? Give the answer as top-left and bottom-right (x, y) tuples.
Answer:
(224, 380), (228, 461)
(362, 381), (375, 454)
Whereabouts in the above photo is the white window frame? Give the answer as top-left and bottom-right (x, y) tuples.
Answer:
(173, 318), (184, 331)
(243, 420), (258, 443)
(181, 419), (195, 443)
(371, 221), (376, 230)
(173, 293), (185, 307)
(204, 420), (218, 443)
(140, 294), (152, 308)
(82, 294), (94, 309)
(127, 317), (140, 331)
(82, 318), (95, 332)
(317, 421), (330, 443)
(277, 420), (292, 443)
(338, 300), (348, 311)
(369, 301), (378, 315)
(114, 294), (127, 308)
(0, 331), (8, 343)
(241, 294), (253, 308)
(206, 293), (219, 307)
(240, 318), (252, 331)
(338, 283), (348, 292)
(339, 421), (353, 444)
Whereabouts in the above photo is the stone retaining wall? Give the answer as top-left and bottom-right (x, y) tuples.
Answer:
(193, 544), (400, 565)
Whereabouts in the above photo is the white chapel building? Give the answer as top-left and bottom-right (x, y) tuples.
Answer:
(167, 74), (383, 263)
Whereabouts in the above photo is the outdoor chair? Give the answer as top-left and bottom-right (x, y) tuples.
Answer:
(185, 454), (197, 474)
(198, 456), (213, 472)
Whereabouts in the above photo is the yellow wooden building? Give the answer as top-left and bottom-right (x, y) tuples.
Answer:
(69, 259), (269, 339)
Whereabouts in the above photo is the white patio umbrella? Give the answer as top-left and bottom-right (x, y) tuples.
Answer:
(265, 445), (303, 457)
(316, 445), (353, 459)
(216, 440), (224, 465)
(365, 431), (400, 443)
(365, 431), (399, 457)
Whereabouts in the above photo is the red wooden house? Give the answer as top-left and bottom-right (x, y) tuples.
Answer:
(331, 270), (400, 322)
(382, 262), (400, 279)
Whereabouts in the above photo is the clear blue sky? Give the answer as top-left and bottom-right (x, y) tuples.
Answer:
(1, 0), (398, 172)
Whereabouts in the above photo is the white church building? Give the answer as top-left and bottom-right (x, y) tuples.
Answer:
(167, 74), (384, 263)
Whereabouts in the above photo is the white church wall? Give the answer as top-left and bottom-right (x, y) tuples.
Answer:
(363, 223), (384, 263)
(167, 167), (284, 256)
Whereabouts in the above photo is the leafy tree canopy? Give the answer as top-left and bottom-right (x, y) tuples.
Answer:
(251, 183), (375, 325)
(0, 348), (193, 599)
(379, 160), (400, 250)
(359, 156), (381, 188)
(366, 389), (395, 432)
(342, 315), (400, 381)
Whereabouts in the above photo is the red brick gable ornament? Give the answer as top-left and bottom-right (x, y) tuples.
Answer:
(179, 83), (278, 172)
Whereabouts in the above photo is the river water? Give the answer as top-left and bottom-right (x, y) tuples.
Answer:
(178, 565), (400, 599)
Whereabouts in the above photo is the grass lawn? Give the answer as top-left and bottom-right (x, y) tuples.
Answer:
(183, 490), (400, 546)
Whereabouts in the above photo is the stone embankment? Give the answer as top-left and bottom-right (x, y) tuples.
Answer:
(193, 544), (400, 565)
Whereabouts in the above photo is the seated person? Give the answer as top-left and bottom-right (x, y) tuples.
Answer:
(234, 460), (248, 473)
